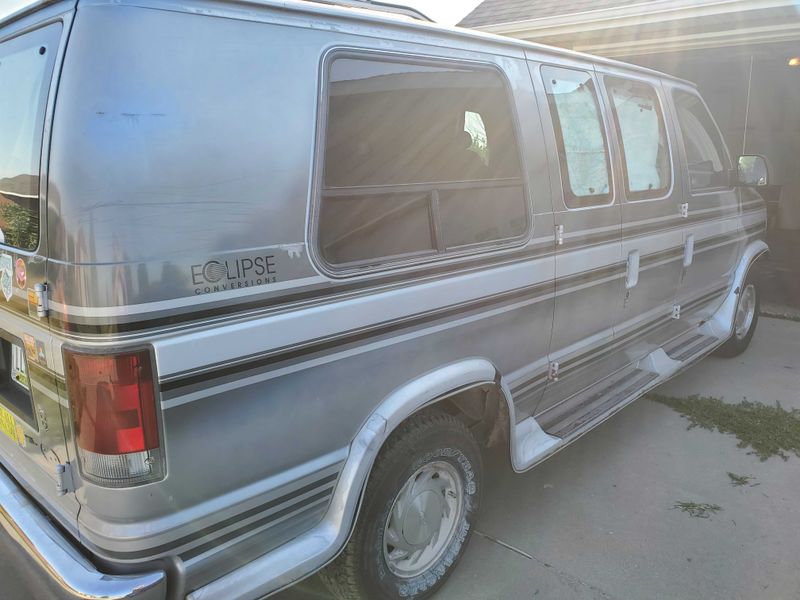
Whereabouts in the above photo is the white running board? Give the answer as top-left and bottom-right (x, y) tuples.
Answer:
(636, 348), (682, 377)
(512, 416), (560, 472)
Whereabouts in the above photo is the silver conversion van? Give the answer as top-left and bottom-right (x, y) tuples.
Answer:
(0, 1), (769, 599)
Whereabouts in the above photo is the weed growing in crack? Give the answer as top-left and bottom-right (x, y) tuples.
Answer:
(727, 472), (756, 487)
(673, 501), (722, 519)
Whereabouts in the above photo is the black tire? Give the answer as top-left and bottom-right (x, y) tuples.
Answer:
(320, 410), (482, 600)
(714, 276), (759, 358)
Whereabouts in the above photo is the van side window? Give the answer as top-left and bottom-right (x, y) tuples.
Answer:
(542, 66), (611, 209)
(605, 78), (671, 200)
(672, 90), (729, 191)
(318, 56), (527, 269)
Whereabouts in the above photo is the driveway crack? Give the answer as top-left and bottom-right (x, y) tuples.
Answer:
(474, 529), (619, 599)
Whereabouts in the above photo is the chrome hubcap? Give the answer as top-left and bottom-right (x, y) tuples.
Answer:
(383, 461), (464, 578)
(734, 284), (756, 340)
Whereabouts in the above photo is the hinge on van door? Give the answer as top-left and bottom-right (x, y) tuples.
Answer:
(30, 283), (49, 318)
(548, 361), (560, 382)
(55, 463), (73, 496)
(672, 304), (681, 319)
(679, 203), (689, 218)
(555, 224), (564, 246)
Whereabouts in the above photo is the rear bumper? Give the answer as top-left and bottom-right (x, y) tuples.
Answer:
(0, 466), (167, 600)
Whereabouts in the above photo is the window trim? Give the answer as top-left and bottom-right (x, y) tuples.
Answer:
(671, 87), (733, 195)
(309, 47), (533, 278)
(603, 76), (674, 203)
(540, 64), (615, 211)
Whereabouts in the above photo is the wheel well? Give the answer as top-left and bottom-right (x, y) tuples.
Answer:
(430, 383), (510, 449)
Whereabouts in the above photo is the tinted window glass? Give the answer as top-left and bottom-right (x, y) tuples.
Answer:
(319, 57), (527, 268)
(542, 66), (611, 209)
(673, 90), (729, 190)
(0, 24), (60, 251)
(606, 78), (671, 199)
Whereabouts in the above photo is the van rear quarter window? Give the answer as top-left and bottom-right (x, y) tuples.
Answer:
(317, 55), (527, 269)
(0, 23), (60, 251)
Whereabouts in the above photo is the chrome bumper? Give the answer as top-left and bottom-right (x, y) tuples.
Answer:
(0, 466), (167, 600)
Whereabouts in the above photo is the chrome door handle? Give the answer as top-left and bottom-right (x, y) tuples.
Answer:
(625, 250), (640, 290)
(555, 224), (564, 246)
(683, 234), (695, 268)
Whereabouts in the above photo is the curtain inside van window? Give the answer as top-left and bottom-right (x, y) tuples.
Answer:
(0, 24), (61, 251)
(606, 79), (670, 198)
(542, 66), (611, 209)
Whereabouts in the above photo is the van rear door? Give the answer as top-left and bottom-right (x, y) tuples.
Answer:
(0, 5), (80, 533)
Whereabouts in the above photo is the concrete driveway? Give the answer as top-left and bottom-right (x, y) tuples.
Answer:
(3, 318), (798, 600)
(276, 316), (800, 600)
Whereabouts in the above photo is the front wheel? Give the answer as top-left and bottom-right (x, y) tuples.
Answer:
(715, 278), (759, 358)
(320, 410), (482, 600)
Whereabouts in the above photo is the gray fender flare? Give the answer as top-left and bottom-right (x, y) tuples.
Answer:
(325, 358), (513, 554)
(700, 239), (769, 340)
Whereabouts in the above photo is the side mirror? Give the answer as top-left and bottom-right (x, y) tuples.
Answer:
(737, 155), (769, 186)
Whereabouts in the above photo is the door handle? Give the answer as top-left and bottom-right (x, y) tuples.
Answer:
(683, 234), (695, 268)
(625, 250), (640, 290)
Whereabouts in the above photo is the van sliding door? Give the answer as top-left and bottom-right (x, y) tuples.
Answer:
(528, 59), (628, 420)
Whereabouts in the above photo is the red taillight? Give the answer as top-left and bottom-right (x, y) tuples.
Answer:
(65, 349), (164, 487)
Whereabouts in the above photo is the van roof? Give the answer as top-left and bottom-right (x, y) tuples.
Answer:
(239, 0), (696, 87)
(1, 0), (695, 88)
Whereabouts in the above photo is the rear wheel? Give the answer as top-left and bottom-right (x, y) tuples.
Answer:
(320, 410), (482, 600)
(715, 278), (759, 358)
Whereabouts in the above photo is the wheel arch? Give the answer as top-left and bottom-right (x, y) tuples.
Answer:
(320, 357), (516, 572)
(700, 239), (769, 340)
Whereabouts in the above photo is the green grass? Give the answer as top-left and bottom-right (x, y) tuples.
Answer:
(672, 501), (722, 519)
(648, 394), (800, 461)
(727, 472), (755, 487)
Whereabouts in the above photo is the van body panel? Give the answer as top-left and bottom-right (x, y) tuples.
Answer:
(46, 3), (559, 589)
(0, 1), (767, 599)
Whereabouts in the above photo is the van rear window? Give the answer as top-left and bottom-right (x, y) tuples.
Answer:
(317, 55), (527, 270)
(0, 24), (60, 251)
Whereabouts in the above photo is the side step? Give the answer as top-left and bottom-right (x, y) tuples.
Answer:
(509, 300), (737, 472)
(663, 331), (720, 362)
(538, 368), (659, 439)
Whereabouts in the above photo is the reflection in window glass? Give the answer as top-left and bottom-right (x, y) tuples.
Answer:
(464, 111), (489, 166)
(673, 90), (728, 190)
(0, 24), (60, 251)
(319, 57), (527, 267)
(606, 78), (671, 199)
(542, 66), (611, 209)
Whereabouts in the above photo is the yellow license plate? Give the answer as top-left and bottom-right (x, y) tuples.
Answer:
(0, 404), (18, 442)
